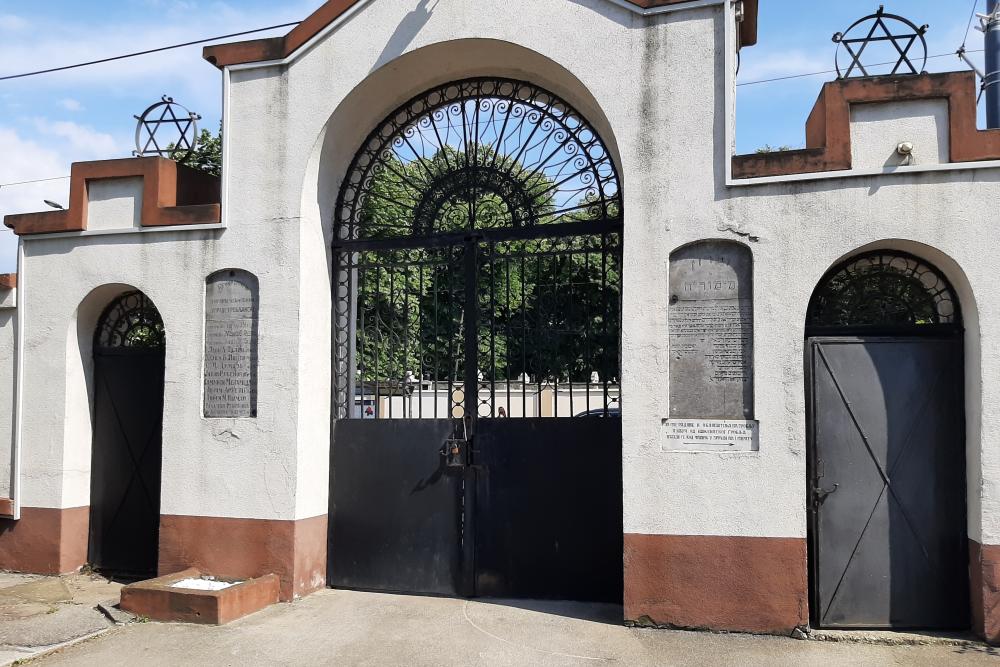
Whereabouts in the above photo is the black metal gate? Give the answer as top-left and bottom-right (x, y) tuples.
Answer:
(806, 252), (968, 629)
(89, 292), (165, 578)
(329, 78), (624, 602)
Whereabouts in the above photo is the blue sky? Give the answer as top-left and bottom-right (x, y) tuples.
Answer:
(0, 0), (990, 272)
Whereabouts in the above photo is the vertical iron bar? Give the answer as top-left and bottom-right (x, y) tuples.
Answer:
(536, 253), (543, 416)
(584, 247), (591, 414)
(372, 264), (380, 419)
(464, 238), (479, 422)
(388, 267), (395, 419)
(552, 247), (559, 418)
(433, 256), (440, 418)
(520, 256), (539, 417)
(489, 241), (497, 418)
(567, 246), (574, 419)
(505, 252), (512, 416)
(417, 256), (426, 419)
(347, 253), (359, 419)
(601, 234), (610, 415)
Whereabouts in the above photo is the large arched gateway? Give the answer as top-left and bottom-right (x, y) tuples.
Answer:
(805, 251), (968, 630)
(329, 78), (624, 601)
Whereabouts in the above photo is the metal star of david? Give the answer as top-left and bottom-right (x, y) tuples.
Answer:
(832, 6), (929, 79)
(133, 96), (201, 161)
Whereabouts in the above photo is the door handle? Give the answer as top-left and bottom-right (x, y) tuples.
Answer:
(813, 483), (839, 504)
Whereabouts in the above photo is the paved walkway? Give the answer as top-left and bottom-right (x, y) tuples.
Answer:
(0, 572), (121, 665)
(28, 589), (1000, 666)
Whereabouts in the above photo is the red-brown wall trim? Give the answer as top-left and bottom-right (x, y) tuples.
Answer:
(0, 498), (13, 518)
(121, 568), (281, 625)
(4, 157), (221, 236)
(203, 0), (758, 68)
(733, 71), (1000, 179)
(970, 539), (1000, 645)
(624, 533), (808, 635)
(158, 514), (327, 602)
(0, 507), (89, 575)
(0, 275), (15, 290)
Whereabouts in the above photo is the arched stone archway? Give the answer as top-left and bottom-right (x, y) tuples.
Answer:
(326, 75), (624, 602)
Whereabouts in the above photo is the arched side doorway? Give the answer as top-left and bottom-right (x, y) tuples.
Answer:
(329, 78), (624, 601)
(805, 251), (968, 629)
(89, 291), (166, 578)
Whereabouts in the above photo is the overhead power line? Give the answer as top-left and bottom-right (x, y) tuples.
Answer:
(0, 22), (302, 82)
(738, 49), (986, 87)
(0, 176), (71, 189)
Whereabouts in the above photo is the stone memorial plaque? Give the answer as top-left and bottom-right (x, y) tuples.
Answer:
(661, 419), (759, 452)
(204, 270), (259, 418)
(669, 241), (753, 419)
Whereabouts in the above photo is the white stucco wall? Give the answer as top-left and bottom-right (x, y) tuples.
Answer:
(86, 178), (143, 231)
(850, 99), (950, 169)
(12, 0), (1000, 548)
(0, 288), (14, 499)
(19, 209), (305, 520)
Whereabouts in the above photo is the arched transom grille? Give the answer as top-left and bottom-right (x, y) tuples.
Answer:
(336, 78), (621, 242)
(95, 291), (165, 351)
(808, 251), (959, 329)
(333, 78), (624, 420)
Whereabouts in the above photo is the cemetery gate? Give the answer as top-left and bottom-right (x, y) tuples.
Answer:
(329, 78), (624, 601)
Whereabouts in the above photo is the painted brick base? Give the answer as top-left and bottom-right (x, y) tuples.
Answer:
(121, 568), (280, 625)
(970, 539), (1000, 644)
(0, 507), (88, 574)
(624, 533), (808, 635)
(158, 514), (327, 602)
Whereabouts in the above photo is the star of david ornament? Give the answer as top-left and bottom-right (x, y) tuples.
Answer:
(833, 6), (929, 79)
(133, 96), (201, 161)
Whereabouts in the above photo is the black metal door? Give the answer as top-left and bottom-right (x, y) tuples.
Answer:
(329, 419), (466, 595)
(89, 349), (165, 578)
(474, 418), (623, 602)
(328, 231), (624, 601)
(808, 338), (968, 629)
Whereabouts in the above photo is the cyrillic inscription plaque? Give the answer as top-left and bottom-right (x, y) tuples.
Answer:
(662, 419), (760, 452)
(669, 241), (753, 419)
(204, 270), (259, 418)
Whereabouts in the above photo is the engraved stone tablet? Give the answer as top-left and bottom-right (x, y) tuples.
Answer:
(669, 241), (753, 419)
(204, 270), (259, 418)
(662, 419), (759, 452)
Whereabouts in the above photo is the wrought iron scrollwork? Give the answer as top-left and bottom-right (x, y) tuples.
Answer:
(833, 6), (929, 79)
(332, 78), (624, 420)
(336, 78), (621, 243)
(95, 291), (165, 350)
(807, 251), (959, 329)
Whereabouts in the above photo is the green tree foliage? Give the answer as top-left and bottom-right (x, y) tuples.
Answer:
(355, 146), (621, 388)
(169, 125), (222, 176)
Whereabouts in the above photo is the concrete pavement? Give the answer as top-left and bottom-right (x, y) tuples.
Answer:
(28, 589), (1000, 666)
(0, 572), (122, 665)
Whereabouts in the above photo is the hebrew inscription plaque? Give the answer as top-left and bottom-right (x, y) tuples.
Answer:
(204, 270), (259, 418)
(669, 241), (753, 419)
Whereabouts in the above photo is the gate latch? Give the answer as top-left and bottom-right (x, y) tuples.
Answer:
(442, 439), (466, 468)
(812, 483), (839, 506)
